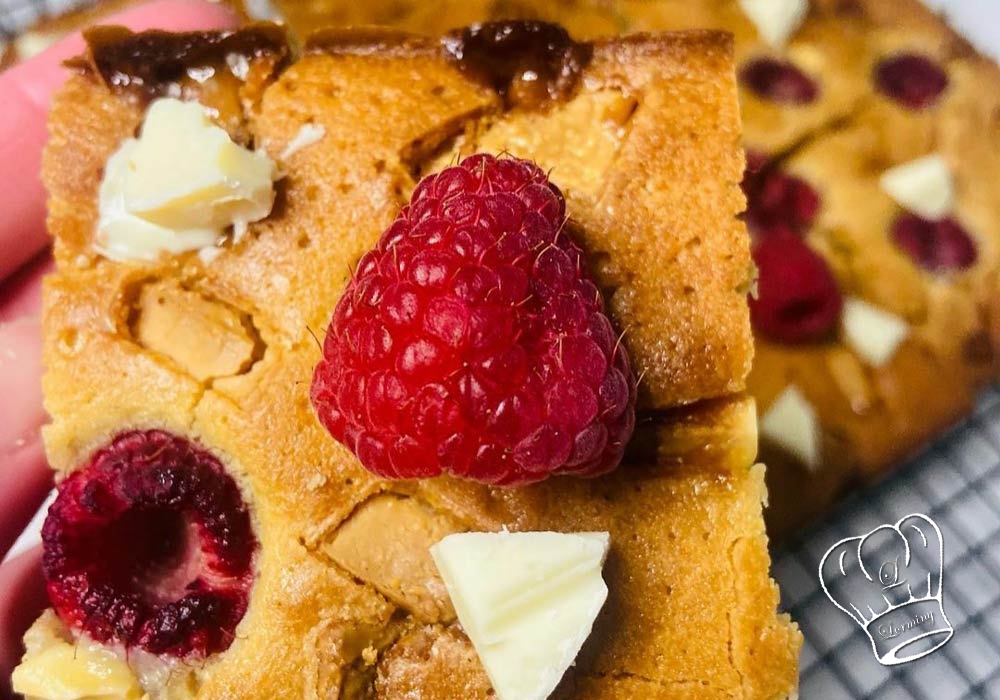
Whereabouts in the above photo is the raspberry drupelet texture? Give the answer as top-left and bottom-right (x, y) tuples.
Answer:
(42, 430), (257, 658)
(311, 154), (637, 486)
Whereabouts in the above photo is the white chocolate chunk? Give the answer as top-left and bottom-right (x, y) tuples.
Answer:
(12, 611), (143, 700)
(842, 297), (909, 367)
(431, 531), (610, 700)
(96, 98), (277, 262)
(97, 145), (220, 261)
(761, 385), (820, 471)
(738, 0), (809, 48)
(879, 154), (954, 220)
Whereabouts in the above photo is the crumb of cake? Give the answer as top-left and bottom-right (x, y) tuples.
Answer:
(311, 153), (636, 486)
(280, 122), (327, 160)
(198, 245), (224, 265)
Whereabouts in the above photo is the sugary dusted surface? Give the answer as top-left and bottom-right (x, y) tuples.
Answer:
(36, 25), (797, 700)
(245, 0), (1000, 536)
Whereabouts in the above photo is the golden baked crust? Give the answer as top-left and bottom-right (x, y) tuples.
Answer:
(225, 0), (1000, 537)
(238, 0), (1000, 536)
(10, 0), (998, 543)
(35, 24), (798, 700)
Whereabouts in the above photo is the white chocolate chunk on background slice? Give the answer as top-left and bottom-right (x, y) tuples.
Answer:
(431, 531), (610, 700)
(879, 154), (954, 220)
(842, 297), (910, 367)
(760, 385), (820, 471)
(738, 0), (809, 48)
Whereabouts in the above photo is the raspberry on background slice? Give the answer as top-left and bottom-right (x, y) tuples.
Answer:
(42, 430), (257, 659)
(739, 57), (820, 105)
(741, 156), (821, 237)
(873, 53), (949, 110)
(311, 154), (637, 486)
(891, 213), (978, 272)
(749, 228), (843, 344)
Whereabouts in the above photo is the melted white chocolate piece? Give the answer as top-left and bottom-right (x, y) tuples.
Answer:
(96, 98), (277, 262)
(12, 612), (143, 700)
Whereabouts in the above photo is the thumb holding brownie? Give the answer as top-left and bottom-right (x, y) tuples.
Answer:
(0, 3), (238, 696)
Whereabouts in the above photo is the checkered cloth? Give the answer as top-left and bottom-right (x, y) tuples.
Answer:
(3, 0), (1000, 697)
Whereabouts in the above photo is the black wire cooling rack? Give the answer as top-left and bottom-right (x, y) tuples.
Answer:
(2, 1), (1000, 697)
(777, 386), (1000, 699)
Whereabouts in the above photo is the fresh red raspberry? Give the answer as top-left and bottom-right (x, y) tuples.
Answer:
(874, 53), (949, 110)
(42, 430), (256, 658)
(749, 227), (843, 343)
(311, 154), (636, 486)
(891, 213), (977, 272)
(740, 57), (820, 105)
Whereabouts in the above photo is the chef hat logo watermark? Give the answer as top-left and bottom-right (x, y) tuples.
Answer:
(819, 514), (953, 666)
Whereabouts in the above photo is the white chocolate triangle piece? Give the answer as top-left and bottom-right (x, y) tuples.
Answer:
(431, 531), (610, 700)
(879, 154), (954, 220)
(761, 385), (820, 471)
(738, 0), (809, 48)
(842, 297), (909, 367)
